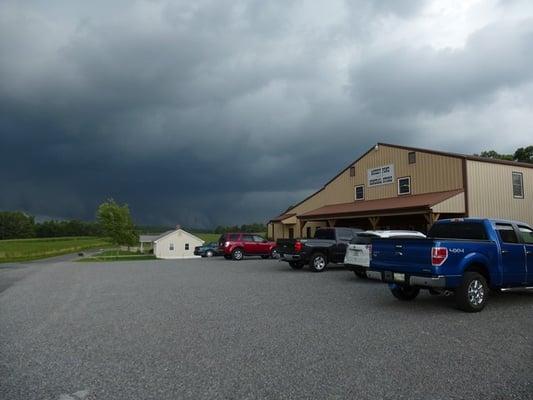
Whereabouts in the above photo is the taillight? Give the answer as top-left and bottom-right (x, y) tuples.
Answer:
(431, 247), (448, 266)
(366, 244), (372, 260)
(294, 241), (302, 252)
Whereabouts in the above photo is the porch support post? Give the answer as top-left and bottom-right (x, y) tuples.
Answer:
(300, 220), (307, 237)
(327, 219), (336, 228)
(424, 212), (440, 231)
(369, 217), (380, 230)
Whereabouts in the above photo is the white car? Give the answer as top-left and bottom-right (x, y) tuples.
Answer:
(344, 230), (426, 278)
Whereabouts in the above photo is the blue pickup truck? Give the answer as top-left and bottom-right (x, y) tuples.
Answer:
(368, 218), (533, 312)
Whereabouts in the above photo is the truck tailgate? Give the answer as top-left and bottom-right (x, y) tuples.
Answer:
(371, 238), (435, 274)
(276, 239), (299, 255)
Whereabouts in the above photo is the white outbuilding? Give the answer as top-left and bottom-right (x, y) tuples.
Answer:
(152, 228), (204, 259)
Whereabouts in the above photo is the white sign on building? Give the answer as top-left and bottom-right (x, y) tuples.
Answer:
(367, 164), (395, 186)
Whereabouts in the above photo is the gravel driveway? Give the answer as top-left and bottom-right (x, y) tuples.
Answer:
(1, 257), (531, 399)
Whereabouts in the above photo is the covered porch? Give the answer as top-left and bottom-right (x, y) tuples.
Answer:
(298, 190), (465, 235)
(268, 212), (298, 240)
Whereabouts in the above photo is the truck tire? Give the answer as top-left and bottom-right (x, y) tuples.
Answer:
(289, 261), (304, 269)
(354, 270), (367, 279)
(309, 253), (328, 272)
(206, 250), (214, 257)
(390, 284), (420, 301)
(455, 272), (488, 312)
(231, 248), (244, 261)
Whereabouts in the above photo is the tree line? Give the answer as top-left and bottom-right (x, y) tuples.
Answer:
(0, 200), (268, 245)
(213, 223), (267, 234)
(0, 211), (102, 240)
(0, 199), (136, 245)
(477, 146), (533, 163)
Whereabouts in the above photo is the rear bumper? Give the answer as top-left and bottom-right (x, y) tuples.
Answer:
(367, 270), (457, 288)
(219, 247), (230, 255)
(344, 263), (367, 272)
(281, 253), (302, 262)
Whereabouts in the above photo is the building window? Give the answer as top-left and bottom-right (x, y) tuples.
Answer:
(169, 243), (174, 251)
(398, 177), (411, 195)
(306, 226), (312, 238)
(350, 166), (355, 177)
(408, 152), (416, 164)
(355, 185), (364, 200)
(512, 172), (524, 198)
(185, 243), (189, 250)
(288, 228), (294, 239)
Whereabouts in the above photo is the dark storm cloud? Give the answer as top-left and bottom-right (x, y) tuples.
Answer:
(1, 0), (532, 227)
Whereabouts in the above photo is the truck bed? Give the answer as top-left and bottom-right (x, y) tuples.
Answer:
(370, 237), (498, 286)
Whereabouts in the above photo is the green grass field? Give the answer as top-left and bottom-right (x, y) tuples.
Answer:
(195, 233), (221, 243)
(0, 236), (112, 263)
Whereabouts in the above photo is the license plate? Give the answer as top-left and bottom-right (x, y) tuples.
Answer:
(393, 273), (405, 283)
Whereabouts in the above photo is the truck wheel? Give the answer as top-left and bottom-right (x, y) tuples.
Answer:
(455, 272), (488, 312)
(271, 249), (279, 259)
(231, 248), (244, 261)
(309, 253), (327, 272)
(390, 284), (420, 301)
(354, 270), (367, 279)
(289, 261), (304, 270)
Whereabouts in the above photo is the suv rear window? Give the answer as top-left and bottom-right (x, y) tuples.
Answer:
(219, 233), (240, 243)
(428, 222), (488, 240)
(314, 229), (335, 240)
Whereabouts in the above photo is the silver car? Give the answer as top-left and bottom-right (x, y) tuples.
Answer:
(344, 230), (426, 278)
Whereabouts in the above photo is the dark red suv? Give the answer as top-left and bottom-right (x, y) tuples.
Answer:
(218, 233), (278, 260)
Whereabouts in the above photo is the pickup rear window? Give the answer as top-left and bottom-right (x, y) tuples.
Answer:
(314, 229), (335, 240)
(428, 222), (488, 241)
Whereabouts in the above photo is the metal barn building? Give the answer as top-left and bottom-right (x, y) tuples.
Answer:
(268, 143), (533, 240)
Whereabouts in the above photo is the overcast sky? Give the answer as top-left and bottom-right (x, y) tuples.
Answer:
(1, 0), (532, 227)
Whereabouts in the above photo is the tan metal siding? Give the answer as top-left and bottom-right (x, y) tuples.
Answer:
(291, 145), (464, 212)
(274, 144), (464, 239)
(432, 192), (465, 214)
(272, 222), (284, 241)
(467, 160), (533, 225)
(347, 146), (464, 200)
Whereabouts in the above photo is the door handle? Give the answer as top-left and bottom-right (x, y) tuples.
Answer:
(527, 251), (533, 255)
(395, 245), (403, 249)
(501, 250), (509, 254)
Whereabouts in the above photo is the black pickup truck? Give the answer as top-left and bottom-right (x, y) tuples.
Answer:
(277, 227), (363, 272)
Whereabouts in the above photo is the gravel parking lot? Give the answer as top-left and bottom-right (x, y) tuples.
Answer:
(1, 257), (532, 400)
